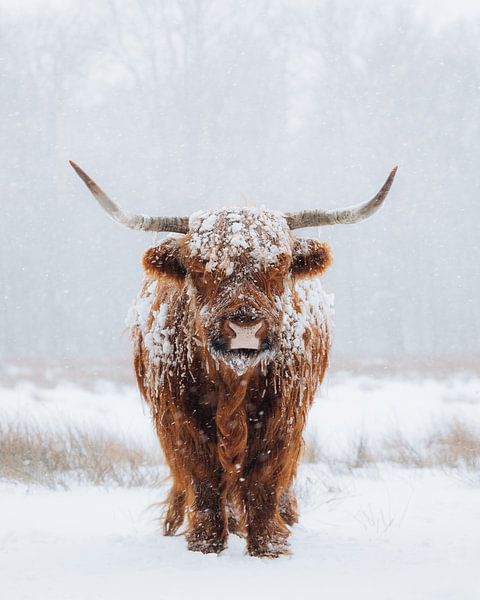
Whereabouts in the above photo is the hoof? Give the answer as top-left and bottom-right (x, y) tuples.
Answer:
(247, 535), (290, 558)
(187, 537), (226, 554)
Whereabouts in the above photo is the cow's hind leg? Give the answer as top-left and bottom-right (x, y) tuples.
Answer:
(279, 487), (298, 527)
(227, 492), (246, 537)
(163, 486), (186, 535)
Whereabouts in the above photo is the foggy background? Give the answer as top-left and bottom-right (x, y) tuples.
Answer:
(1, 0), (479, 363)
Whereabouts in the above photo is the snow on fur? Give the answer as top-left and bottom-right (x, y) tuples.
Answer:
(188, 207), (294, 274)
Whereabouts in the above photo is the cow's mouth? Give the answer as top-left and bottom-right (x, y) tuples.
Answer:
(210, 343), (272, 374)
(225, 348), (260, 358)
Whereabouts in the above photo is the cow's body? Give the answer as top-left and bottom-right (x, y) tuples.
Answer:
(129, 208), (332, 556)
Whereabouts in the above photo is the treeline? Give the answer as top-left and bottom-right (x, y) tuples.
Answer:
(1, 0), (479, 359)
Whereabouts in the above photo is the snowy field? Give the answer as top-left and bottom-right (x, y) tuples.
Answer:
(1, 367), (480, 599)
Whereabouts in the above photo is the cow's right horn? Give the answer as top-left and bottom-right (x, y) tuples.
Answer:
(285, 166), (398, 229)
(69, 161), (189, 233)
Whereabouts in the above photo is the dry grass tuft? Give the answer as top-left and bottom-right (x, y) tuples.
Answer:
(350, 436), (375, 468)
(382, 434), (426, 468)
(0, 423), (164, 488)
(382, 421), (480, 470)
(426, 421), (480, 469)
(302, 438), (327, 464)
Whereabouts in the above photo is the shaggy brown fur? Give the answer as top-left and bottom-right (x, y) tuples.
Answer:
(132, 211), (332, 557)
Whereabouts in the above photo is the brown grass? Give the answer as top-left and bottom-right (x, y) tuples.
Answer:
(1, 420), (479, 488)
(427, 421), (480, 469)
(0, 358), (134, 389)
(382, 421), (480, 470)
(0, 423), (164, 488)
(303, 420), (480, 476)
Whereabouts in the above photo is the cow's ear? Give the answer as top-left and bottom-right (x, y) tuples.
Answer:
(143, 239), (186, 280)
(292, 239), (332, 278)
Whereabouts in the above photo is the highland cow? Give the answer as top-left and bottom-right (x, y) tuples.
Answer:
(70, 161), (397, 557)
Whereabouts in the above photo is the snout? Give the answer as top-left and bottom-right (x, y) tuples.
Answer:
(225, 319), (265, 350)
(211, 312), (273, 354)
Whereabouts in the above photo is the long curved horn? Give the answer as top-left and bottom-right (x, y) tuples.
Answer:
(285, 166), (398, 229)
(69, 161), (189, 233)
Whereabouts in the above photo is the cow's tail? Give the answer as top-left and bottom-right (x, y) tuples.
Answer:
(215, 374), (250, 529)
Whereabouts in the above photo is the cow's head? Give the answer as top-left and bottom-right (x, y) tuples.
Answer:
(141, 208), (333, 369)
(69, 161), (397, 370)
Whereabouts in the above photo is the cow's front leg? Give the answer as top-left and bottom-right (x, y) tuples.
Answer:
(186, 472), (227, 554)
(245, 477), (290, 558)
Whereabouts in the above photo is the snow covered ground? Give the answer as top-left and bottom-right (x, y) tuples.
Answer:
(2, 467), (479, 600)
(1, 370), (479, 599)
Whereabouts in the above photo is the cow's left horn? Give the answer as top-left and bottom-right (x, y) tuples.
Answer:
(69, 161), (189, 233)
(285, 166), (398, 229)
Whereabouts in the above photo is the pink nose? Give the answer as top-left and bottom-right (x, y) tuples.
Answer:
(226, 320), (263, 350)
